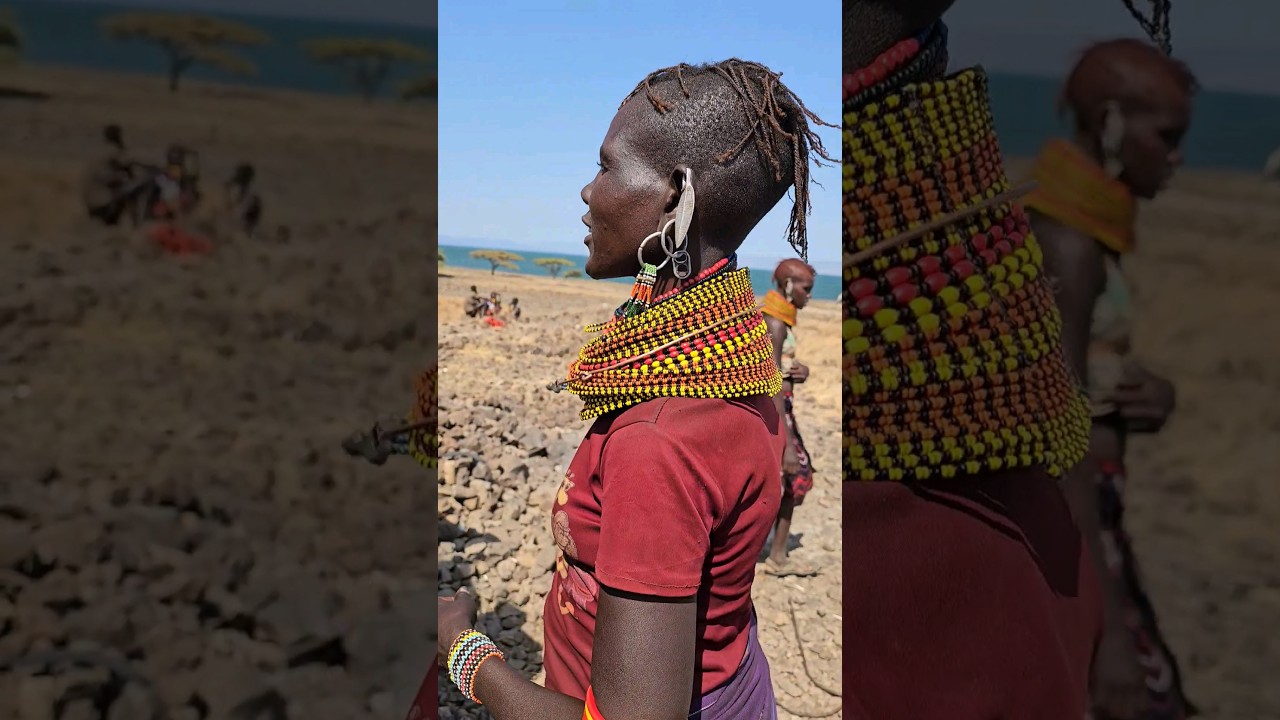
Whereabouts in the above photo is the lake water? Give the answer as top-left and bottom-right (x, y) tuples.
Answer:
(440, 245), (846, 301)
(4, 0), (436, 98)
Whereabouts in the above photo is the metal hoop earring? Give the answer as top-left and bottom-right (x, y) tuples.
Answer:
(638, 229), (671, 270)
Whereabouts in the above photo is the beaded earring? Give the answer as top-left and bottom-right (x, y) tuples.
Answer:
(617, 227), (671, 318)
(784, 277), (794, 303)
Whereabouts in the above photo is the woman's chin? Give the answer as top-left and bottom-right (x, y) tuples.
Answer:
(583, 260), (625, 281)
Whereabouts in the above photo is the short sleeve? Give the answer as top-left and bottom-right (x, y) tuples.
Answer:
(594, 422), (724, 597)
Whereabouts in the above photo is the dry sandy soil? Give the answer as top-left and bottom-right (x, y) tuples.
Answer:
(436, 266), (842, 719)
(0, 65), (437, 719)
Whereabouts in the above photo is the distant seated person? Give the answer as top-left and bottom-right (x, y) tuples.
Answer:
(483, 292), (506, 327)
(509, 297), (522, 321)
(147, 143), (199, 220)
(82, 124), (144, 226)
(144, 145), (213, 256)
(465, 286), (485, 317)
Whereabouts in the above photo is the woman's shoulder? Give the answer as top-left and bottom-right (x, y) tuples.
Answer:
(609, 396), (777, 444)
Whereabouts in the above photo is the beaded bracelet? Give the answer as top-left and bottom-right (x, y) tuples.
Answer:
(446, 629), (505, 704)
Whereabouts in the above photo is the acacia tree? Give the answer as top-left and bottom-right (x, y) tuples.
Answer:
(534, 257), (575, 278)
(469, 249), (522, 275)
(303, 38), (431, 103)
(400, 74), (437, 102)
(102, 13), (269, 92)
(0, 10), (21, 65)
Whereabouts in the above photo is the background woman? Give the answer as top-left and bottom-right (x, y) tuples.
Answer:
(1026, 37), (1198, 720)
(437, 58), (831, 720)
(761, 258), (818, 577)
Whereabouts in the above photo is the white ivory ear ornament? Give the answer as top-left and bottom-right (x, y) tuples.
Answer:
(1101, 102), (1126, 178)
(673, 168), (695, 247)
(667, 168), (695, 279)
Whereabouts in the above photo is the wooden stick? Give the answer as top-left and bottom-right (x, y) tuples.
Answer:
(844, 181), (1037, 267)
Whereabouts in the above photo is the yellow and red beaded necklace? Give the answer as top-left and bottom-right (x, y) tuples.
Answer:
(554, 256), (783, 420)
(761, 290), (797, 327)
(1023, 139), (1137, 254)
(842, 23), (1091, 482)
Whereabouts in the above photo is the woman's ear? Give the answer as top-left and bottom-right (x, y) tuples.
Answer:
(660, 166), (689, 215)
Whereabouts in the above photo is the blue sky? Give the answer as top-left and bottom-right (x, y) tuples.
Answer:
(436, 1), (842, 273)
(945, 0), (1277, 95)
(41, 0), (436, 27)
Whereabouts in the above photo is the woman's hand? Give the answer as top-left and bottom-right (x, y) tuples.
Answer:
(789, 362), (810, 384)
(1112, 366), (1175, 432)
(1092, 626), (1147, 720)
(782, 444), (802, 478)
(438, 588), (479, 666)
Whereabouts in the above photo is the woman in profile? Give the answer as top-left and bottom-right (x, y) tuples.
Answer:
(1026, 38), (1198, 720)
(436, 58), (832, 719)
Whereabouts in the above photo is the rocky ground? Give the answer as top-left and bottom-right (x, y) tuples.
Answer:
(436, 266), (843, 719)
(0, 66), (437, 719)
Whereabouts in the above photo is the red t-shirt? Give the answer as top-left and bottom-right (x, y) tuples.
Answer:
(542, 396), (781, 700)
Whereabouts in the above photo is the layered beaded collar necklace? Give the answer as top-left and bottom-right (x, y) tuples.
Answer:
(842, 23), (1091, 482)
(552, 254), (783, 421)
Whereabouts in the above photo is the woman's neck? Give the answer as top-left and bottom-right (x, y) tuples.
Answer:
(651, 246), (730, 296)
(651, 253), (733, 298)
(1070, 131), (1106, 170)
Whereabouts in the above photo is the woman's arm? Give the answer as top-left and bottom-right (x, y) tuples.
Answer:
(1033, 215), (1127, 621)
(469, 657), (587, 719)
(463, 587), (697, 720)
(765, 316), (800, 474)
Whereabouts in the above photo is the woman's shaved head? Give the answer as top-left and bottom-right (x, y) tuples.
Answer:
(1062, 38), (1197, 199)
(1061, 38), (1196, 126)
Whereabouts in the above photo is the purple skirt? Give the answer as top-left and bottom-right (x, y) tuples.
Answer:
(691, 613), (776, 719)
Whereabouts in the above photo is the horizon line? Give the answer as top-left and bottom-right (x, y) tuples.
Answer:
(440, 238), (842, 274)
